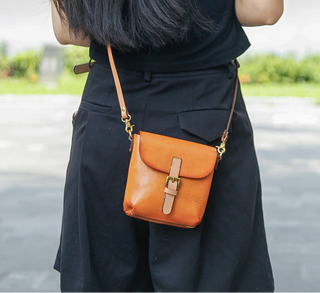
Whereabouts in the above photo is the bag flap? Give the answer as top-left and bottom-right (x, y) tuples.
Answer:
(138, 131), (217, 179)
(178, 109), (232, 143)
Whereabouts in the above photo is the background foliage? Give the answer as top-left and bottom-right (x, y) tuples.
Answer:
(1, 46), (320, 83)
(238, 53), (320, 84)
(0, 45), (319, 100)
(63, 46), (90, 72)
(0, 45), (89, 79)
(10, 49), (42, 78)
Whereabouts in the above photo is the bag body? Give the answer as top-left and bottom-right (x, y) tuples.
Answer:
(124, 131), (218, 228)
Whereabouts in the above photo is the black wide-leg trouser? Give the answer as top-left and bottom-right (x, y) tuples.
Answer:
(54, 61), (274, 292)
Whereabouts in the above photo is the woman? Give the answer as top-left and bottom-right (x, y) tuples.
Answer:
(52, 0), (283, 291)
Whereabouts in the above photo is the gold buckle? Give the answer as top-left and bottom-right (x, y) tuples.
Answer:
(165, 176), (181, 189)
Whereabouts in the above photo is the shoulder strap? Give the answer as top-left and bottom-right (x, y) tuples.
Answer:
(107, 45), (130, 120)
(107, 44), (238, 158)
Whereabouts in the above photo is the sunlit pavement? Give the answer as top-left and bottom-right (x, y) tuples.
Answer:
(0, 95), (319, 292)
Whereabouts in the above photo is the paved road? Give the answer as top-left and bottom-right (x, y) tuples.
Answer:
(0, 95), (319, 291)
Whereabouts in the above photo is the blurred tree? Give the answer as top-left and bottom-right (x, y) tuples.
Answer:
(0, 41), (8, 56)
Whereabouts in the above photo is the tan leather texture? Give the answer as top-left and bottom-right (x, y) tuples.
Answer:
(162, 157), (182, 215)
(162, 194), (175, 215)
(123, 132), (217, 228)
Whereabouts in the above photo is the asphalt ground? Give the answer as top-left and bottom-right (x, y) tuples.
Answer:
(0, 95), (319, 292)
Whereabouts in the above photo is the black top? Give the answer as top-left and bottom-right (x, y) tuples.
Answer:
(90, 0), (250, 72)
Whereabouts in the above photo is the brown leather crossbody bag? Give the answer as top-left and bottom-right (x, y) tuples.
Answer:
(75, 44), (238, 228)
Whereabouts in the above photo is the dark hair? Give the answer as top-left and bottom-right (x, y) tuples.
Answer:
(53, 0), (214, 52)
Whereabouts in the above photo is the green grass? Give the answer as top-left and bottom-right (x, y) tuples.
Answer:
(0, 70), (88, 95)
(1, 71), (319, 103)
(241, 82), (320, 102)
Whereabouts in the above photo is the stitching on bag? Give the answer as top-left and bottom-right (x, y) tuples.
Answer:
(130, 211), (196, 228)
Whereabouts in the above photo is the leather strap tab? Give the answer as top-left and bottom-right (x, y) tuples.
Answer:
(73, 61), (96, 75)
(162, 195), (175, 216)
(163, 157), (182, 215)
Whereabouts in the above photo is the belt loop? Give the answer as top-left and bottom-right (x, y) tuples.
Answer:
(235, 59), (240, 69)
(228, 60), (236, 79)
(88, 58), (94, 69)
(144, 71), (151, 82)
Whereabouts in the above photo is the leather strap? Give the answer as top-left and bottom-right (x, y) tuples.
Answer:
(107, 45), (129, 120)
(163, 157), (182, 215)
(221, 77), (238, 143)
(73, 61), (96, 75)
